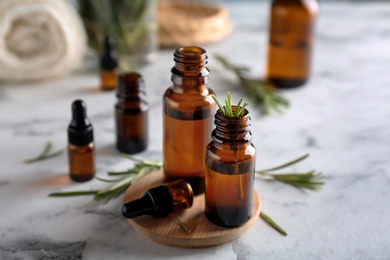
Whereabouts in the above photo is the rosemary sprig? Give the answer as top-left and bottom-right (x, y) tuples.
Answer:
(256, 154), (325, 191)
(212, 92), (249, 118)
(176, 216), (199, 234)
(48, 155), (163, 202)
(215, 54), (289, 115)
(48, 154), (323, 235)
(260, 211), (287, 236)
(22, 141), (64, 164)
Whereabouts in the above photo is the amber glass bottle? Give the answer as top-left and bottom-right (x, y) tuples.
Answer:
(163, 46), (215, 195)
(68, 100), (95, 182)
(116, 72), (148, 154)
(122, 179), (193, 218)
(266, 0), (319, 89)
(205, 108), (256, 227)
(100, 36), (118, 91)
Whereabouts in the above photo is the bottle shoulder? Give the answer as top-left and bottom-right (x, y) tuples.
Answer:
(206, 141), (256, 160)
(272, 0), (319, 14)
(164, 86), (215, 109)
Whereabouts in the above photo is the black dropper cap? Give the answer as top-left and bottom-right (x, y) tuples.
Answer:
(100, 35), (118, 70)
(68, 100), (93, 146)
(122, 185), (174, 218)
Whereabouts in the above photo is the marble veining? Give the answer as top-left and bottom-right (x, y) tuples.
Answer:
(0, 239), (85, 259)
(0, 2), (390, 259)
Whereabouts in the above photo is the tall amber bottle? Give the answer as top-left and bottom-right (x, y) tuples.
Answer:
(116, 72), (148, 154)
(68, 100), (95, 182)
(205, 107), (256, 227)
(266, 0), (319, 88)
(163, 46), (215, 194)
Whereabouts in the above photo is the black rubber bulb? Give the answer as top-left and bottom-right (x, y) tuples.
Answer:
(68, 99), (93, 146)
(100, 35), (118, 70)
(70, 100), (91, 130)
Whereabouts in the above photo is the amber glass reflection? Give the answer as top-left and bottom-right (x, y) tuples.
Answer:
(68, 143), (95, 182)
(266, 0), (319, 88)
(163, 46), (215, 194)
(166, 179), (194, 211)
(205, 108), (256, 227)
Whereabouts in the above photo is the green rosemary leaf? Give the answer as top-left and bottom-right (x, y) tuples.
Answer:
(213, 93), (249, 118)
(49, 153), (163, 203)
(260, 211), (287, 236)
(257, 154), (310, 173)
(215, 54), (289, 115)
(256, 154), (325, 190)
(121, 153), (143, 162)
(176, 216), (199, 234)
(234, 98), (244, 117)
(95, 176), (127, 183)
(224, 99), (231, 117)
(107, 169), (138, 175)
(22, 141), (64, 164)
(212, 95), (224, 112)
(49, 190), (99, 197)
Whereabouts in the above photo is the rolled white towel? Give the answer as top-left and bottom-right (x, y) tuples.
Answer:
(0, 0), (86, 82)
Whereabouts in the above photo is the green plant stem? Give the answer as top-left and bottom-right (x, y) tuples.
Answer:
(260, 211), (287, 236)
(256, 154), (324, 191)
(22, 141), (64, 164)
(258, 154), (310, 172)
(49, 191), (99, 197)
(48, 155), (162, 202)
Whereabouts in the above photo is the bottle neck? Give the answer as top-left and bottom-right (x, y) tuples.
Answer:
(171, 46), (210, 89)
(212, 109), (252, 145)
(117, 72), (147, 106)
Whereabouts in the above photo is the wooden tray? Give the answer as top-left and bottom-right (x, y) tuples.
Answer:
(123, 170), (261, 248)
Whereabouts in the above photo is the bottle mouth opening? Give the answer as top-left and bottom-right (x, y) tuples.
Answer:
(216, 107), (249, 118)
(177, 46), (206, 55)
(117, 72), (144, 93)
(174, 46), (207, 63)
(119, 72), (142, 82)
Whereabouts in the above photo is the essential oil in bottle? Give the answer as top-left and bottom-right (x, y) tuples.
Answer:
(163, 46), (215, 195)
(205, 107), (256, 227)
(265, 0), (319, 88)
(122, 179), (193, 218)
(100, 35), (119, 91)
(68, 100), (95, 182)
(115, 72), (148, 154)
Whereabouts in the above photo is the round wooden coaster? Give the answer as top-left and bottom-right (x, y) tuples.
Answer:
(123, 170), (261, 248)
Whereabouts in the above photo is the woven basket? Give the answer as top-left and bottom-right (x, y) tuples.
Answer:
(158, 1), (232, 47)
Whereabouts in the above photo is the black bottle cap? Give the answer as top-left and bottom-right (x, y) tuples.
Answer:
(100, 35), (118, 70)
(68, 100), (93, 146)
(122, 185), (174, 219)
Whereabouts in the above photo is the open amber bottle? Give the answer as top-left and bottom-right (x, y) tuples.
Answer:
(163, 46), (215, 194)
(266, 0), (319, 88)
(205, 107), (256, 227)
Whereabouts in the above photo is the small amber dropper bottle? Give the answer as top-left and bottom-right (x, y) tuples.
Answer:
(122, 180), (193, 218)
(68, 100), (95, 182)
(100, 36), (119, 91)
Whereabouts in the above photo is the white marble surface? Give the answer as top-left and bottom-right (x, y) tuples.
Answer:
(1, 2), (390, 259)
